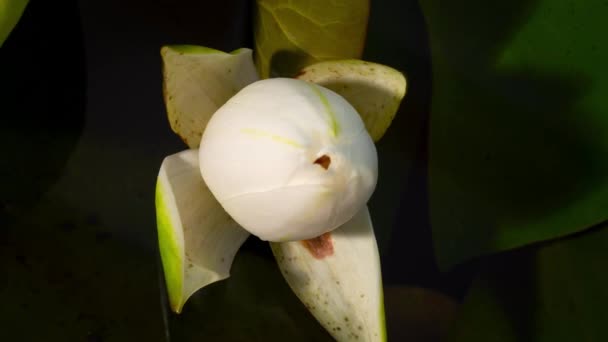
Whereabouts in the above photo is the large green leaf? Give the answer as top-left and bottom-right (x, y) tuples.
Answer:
(253, 0), (369, 78)
(0, 0), (28, 47)
(449, 224), (608, 342)
(422, 0), (608, 268)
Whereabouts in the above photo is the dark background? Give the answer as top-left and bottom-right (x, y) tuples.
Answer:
(0, 0), (470, 340)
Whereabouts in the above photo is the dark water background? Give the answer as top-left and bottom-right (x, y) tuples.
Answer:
(1, 0), (474, 341)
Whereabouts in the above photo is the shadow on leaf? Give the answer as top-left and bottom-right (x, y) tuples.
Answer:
(0, 0), (85, 223)
(426, 0), (608, 267)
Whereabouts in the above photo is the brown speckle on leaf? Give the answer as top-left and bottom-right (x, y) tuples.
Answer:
(178, 134), (189, 145)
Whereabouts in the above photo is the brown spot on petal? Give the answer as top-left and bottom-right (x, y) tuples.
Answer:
(301, 232), (334, 259)
(314, 155), (331, 170)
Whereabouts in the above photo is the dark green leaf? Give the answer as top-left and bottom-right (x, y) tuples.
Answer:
(169, 249), (462, 341)
(422, 0), (608, 268)
(168, 251), (333, 341)
(449, 223), (608, 342)
(253, 0), (369, 78)
(385, 286), (458, 342)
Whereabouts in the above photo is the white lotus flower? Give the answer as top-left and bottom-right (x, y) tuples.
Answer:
(157, 45), (407, 341)
(199, 78), (378, 241)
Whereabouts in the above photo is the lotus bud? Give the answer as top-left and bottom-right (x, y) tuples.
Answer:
(199, 78), (378, 241)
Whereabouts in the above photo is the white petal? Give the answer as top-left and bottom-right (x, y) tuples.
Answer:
(199, 78), (378, 241)
(156, 149), (249, 313)
(271, 206), (386, 341)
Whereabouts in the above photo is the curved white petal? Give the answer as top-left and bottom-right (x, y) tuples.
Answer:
(156, 149), (249, 313)
(271, 206), (386, 341)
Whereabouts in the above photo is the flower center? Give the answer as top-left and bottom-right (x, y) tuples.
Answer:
(314, 154), (331, 170)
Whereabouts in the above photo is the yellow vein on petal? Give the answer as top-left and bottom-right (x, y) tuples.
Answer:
(241, 128), (305, 148)
(308, 83), (339, 137)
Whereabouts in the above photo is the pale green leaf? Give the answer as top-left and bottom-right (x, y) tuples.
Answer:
(0, 0), (28, 47)
(296, 59), (406, 142)
(253, 0), (369, 78)
(161, 46), (259, 148)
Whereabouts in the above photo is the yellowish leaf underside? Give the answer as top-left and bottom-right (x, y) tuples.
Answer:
(254, 0), (369, 78)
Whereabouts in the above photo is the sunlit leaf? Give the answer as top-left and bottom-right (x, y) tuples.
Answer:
(253, 0), (370, 78)
(449, 223), (608, 342)
(422, 0), (608, 268)
(0, 0), (28, 47)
